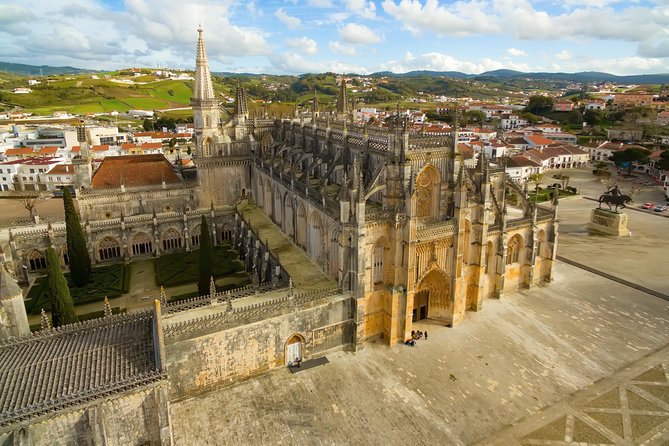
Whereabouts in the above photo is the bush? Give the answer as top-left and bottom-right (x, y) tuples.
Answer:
(26, 264), (128, 315)
(155, 244), (243, 287)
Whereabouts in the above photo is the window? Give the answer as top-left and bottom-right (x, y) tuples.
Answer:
(29, 168), (35, 173)
(373, 244), (384, 284)
(27, 250), (47, 271)
(99, 237), (122, 261)
(57, 176), (61, 181)
(506, 236), (522, 265)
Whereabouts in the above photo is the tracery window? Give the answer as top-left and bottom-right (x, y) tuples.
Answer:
(99, 237), (121, 261)
(373, 244), (384, 284)
(416, 167), (438, 219)
(506, 235), (522, 265)
(162, 228), (182, 251)
(27, 250), (47, 271)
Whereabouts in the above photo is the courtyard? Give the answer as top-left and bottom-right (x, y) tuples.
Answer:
(169, 167), (669, 445)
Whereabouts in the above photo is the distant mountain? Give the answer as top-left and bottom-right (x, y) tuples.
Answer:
(370, 68), (669, 84)
(0, 61), (92, 76)
(372, 70), (471, 79)
(476, 69), (669, 84)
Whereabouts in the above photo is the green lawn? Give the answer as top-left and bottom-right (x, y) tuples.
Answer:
(155, 244), (245, 287)
(26, 264), (130, 315)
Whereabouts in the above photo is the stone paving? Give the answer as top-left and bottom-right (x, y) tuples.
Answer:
(169, 261), (669, 445)
(169, 169), (669, 445)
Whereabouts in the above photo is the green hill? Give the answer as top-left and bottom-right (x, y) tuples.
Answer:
(0, 61), (91, 76)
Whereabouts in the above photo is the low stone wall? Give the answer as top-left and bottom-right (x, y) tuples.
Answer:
(0, 384), (170, 446)
(165, 293), (355, 400)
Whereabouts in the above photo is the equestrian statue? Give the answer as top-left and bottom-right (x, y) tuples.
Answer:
(598, 185), (632, 212)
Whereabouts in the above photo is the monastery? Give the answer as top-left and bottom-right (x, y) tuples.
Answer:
(0, 27), (558, 444)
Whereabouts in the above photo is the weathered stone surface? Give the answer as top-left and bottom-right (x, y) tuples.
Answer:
(587, 208), (629, 236)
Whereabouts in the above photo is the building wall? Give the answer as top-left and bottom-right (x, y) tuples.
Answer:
(196, 159), (250, 206)
(0, 385), (170, 446)
(164, 294), (354, 400)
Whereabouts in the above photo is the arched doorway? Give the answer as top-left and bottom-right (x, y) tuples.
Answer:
(284, 333), (305, 365)
(414, 268), (451, 323)
(131, 232), (153, 256)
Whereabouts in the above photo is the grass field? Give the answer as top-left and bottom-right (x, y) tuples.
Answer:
(155, 244), (245, 287)
(25, 264), (130, 315)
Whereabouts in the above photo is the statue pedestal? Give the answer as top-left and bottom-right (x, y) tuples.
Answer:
(588, 208), (629, 236)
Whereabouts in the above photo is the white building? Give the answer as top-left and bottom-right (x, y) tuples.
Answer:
(501, 114), (529, 131)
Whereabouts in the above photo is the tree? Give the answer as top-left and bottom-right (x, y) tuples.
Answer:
(610, 147), (651, 176)
(197, 215), (214, 297)
(463, 110), (486, 125)
(18, 191), (39, 220)
(63, 188), (91, 287)
(584, 109), (605, 126)
(525, 95), (554, 114)
(45, 247), (78, 327)
(528, 172), (544, 190)
(657, 150), (669, 171)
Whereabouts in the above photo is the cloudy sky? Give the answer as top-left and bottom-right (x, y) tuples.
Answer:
(0, 0), (668, 75)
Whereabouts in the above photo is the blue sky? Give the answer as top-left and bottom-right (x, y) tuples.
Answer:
(0, 0), (667, 75)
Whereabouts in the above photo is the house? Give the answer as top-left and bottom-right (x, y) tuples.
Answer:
(613, 93), (653, 108)
(506, 156), (542, 182)
(12, 88), (32, 94)
(535, 123), (561, 133)
(544, 132), (578, 145)
(525, 134), (555, 150)
(589, 141), (646, 162)
(36, 146), (59, 158)
(0, 157), (62, 191)
(43, 164), (76, 191)
(584, 100), (606, 110)
(657, 111), (669, 126)
(553, 101), (575, 112)
(501, 114), (529, 131)
(4, 147), (36, 160)
(87, 127), (128, 146)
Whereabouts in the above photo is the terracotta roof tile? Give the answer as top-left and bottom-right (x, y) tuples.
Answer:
(91, 154), (181, 189)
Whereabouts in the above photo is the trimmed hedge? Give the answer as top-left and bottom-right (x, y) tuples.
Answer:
(155, 244), (243, 287)
(168, 281), (249, 303)
(25, 264), (129, 315)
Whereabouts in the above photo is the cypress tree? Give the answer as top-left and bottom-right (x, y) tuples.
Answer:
(63, 188), (91, 287)
(46, 247), (78, 327)
(198, 215), (214, 296)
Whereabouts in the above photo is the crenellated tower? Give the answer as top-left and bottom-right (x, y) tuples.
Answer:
(191, 26), (222, 158)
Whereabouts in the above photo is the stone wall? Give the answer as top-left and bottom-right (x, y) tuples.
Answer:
(196, 159), (250, 206)
(165, 294), (355, 400)
(0, 384), (171, 446)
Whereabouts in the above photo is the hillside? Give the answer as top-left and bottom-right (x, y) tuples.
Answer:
(0, 61), (92, 76)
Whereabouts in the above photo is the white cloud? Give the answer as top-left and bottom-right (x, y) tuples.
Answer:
(308, 0), (335, 6)
(556, 50), (572, 61)
(339, 23), (381, 45)
(329, 41), (358, 56)
(342, 0), (377, 19)
(275, 8), (301, 30)
(269, 51), (369, 74)
(378, 51), (532, 74)
(507, 47), (527, 57)
(381, 0), (669, 52)
(0, 0), (272, 70)
(285, 37), (318, 55)
(245, 0), (263, 16)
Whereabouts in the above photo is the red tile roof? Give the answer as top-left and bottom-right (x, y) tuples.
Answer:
(141, 142), (163, 149)
(525, 134), (554, 146)
(38, 146), (59, 154)
(5, 148), (35, 155)
(46, 164), (75, 175)
(507, 156), (542, 168)
(92, 144), (110, 152)
(91, 154), (181, 189)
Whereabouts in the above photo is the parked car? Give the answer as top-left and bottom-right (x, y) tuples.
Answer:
(654, 205), (667, 212)
(641, 202), (655, 209)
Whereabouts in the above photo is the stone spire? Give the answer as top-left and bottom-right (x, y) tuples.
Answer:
(336, 77), (347, 115)
(235, 84), (248, 117)
(193, 26), (215, 101)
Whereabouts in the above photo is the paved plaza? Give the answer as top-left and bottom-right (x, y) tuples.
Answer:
(169, 168), (669, 445)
